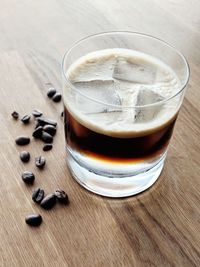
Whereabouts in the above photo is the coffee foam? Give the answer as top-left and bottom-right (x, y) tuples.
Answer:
(64, 49), (181, 138)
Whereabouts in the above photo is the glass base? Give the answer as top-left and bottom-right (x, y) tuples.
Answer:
(67, 152), (166, 198)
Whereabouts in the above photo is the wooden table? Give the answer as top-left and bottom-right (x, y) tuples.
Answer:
(0, 1), (200, 266)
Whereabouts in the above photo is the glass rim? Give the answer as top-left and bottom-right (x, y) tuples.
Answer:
(62, 31), (190, 109)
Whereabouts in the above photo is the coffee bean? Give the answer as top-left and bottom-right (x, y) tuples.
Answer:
(32, 109), (43, 117)
(43, 144), (53, 151)
(55, 189), (69, 205)
(40, 193), (56, 210)
(32, 188), (44, 203)
(22, 171), (35, 184)
(15, 136), (30, 146)
(36, 117), (57, 127)
(11, 111), (19, 119)
(25, 214), (42, 226)
(20, 151), (30, 162)
(52, 93), (62, 102)
(32, 126), (43, 138)
(21, 114), (31, 124)
(35, 156), (46, 169)
(43, 125), (56, 136)
(41, 132), (53, 143)
(47, 87), (56, 98)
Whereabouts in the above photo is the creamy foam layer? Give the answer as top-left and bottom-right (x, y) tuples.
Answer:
(64, 49), (181, 138)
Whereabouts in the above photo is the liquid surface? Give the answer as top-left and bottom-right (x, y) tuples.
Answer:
(64, 49), (180, 138)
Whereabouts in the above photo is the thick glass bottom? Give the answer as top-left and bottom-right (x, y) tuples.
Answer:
(66, 149), (166, 198)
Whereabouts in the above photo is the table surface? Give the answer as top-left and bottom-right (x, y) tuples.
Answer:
(0, 0), (200, 266)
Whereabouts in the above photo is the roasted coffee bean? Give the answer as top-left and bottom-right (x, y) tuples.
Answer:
(35, 156), (46, 169)
(15, 136), (30, 146)
(55, 189), (69, 205)
(43, 144), (53, 151)
(20, 151), (30, 162)
(47, 87), (56, 98)
(25, 214), (42, 226)
(52, 93), (62, 102)
(32, 126), (43, 138)
(11, 111), (19, 119)
(32, 109), (43, 117)
(22, 171), (35, 184)
(40, 193), (56, 210)
(32, 188), (44, 203)
(43, 125), (56, 136)
(21, 114), (31, 124)
(41, 132), (53, 143)
(36, 117), (57, 127)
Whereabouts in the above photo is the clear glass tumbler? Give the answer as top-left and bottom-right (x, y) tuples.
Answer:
(62, 31), (189, 197)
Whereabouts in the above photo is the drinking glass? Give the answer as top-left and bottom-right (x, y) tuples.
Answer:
(62, 31), (189, 197)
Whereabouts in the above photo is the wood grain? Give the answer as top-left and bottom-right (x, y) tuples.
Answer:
(0, 1), (199, 266)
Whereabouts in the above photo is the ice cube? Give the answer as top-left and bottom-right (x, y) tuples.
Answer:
(135, 87), (164, 122)
(73, 80), (122, 114)
(70, 58), (114, 82)
(113, 58), (156, 84)
(136, 87), (164, 105)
